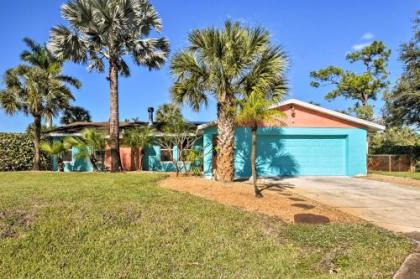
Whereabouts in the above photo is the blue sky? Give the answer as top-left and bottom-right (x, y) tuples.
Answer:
(0, 0), (418, 132)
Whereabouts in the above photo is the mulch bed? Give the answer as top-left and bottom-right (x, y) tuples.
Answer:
(159, 176), (362, 225)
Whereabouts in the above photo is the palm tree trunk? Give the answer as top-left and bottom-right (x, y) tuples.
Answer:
(33, 115), (41, 171)
(109, 60), (122, 172)
(251, 126), (262, 198)
(139, 148), (144, 171)
(89, 155), (99, 172)
(58, 157), (64, 172)
(215, 99), (235, 182)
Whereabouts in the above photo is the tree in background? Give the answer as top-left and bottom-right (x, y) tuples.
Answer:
(155, 103), (182, 123)
(371, 127), (420, 149)
(0, 38), (79, 170)
(122, 127), (155, 170)
(236, 92), (285, 197)
(385, 11), (420, 128)
(60, 105), (91, 125)
(370, 127), (419, 171)
(65, 129), (107, 171)
(171, 21), (287, 182)
(310, 41), (390, 120)
(49, 0), (169, 172)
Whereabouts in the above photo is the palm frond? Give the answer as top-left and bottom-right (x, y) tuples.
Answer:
(56, 75), (82, 89)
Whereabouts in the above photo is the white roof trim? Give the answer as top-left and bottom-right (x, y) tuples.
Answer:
(197, 121), (217, 131)
(48, 133), (82, 137)
(197, 98), (385, 131)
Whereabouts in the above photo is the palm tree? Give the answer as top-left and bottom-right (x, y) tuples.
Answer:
(0, 65), (77, 170)
(49, 0), (169, 172)
(155, 103), (182, 123)
(60, 105), (91, 125)
(236, 92), (285, 197)
(122, 127), (155, 170)
(40, 141), (70, 172)
(20, 38), (81, 128)
(65, 129), (107, 171)
(171, 20), (287, 182)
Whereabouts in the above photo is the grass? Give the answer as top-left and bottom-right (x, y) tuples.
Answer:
(371, 171), (420, 180)
(0, 172), (413, 278)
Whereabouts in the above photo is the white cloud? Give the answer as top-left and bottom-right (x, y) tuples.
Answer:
(361, 32), (374, 40)
(352, 42), (371, 51)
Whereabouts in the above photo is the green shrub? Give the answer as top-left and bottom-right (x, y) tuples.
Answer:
(0, 133), (50, 171)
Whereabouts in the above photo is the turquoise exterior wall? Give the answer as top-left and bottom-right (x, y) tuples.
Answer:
(203, 127), (367, 177)
(50, 136), (203, 173)
(142, 138), (204, 172)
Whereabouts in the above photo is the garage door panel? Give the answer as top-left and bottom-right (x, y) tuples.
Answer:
(257, 135), (346, 176)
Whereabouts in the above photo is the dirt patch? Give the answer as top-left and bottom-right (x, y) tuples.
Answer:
(292, 203), (316, 210)
(365, 174), (420, 189)
(0, 210), (35, 238)
(294, 213), (330, 224)
(159, 176), (362, 224)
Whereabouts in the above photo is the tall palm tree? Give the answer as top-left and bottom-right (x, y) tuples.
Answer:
(48, 0), (169, 172)
(20, 38), (81, 128)
(0, 64), (78, 170)
(236, 92), (285, 197)
(171, 20), (287, 182)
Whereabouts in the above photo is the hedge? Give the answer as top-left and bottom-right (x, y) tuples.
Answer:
(370, 145), (420, 159)
(0, 133), (50, 171)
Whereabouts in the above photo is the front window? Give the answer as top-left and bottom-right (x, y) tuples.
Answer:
(160, 148), (173, 162)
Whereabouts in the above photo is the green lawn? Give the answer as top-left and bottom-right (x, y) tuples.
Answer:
(371, 171), (420, 180)
(0, 172), (412, 278)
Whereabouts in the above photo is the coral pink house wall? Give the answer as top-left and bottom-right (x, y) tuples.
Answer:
(104, 147), (139, 171)
(265, 104), (365, 129)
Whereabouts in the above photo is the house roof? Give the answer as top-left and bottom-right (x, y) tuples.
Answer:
(47, 120), (206, 137)
(197, 98), (385, 131)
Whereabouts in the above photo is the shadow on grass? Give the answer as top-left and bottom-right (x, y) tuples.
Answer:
(294, 213), (330, 224)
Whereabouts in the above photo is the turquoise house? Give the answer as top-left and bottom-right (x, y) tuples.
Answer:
(199, 99), (384, 178)
(47, 99), (384, 176)
(47, 113), (205, 172)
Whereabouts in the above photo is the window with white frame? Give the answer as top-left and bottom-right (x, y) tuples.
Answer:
(160, 148), (173, 162)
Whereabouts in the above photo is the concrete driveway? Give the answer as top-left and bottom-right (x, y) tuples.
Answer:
(280, 177), (420, 233)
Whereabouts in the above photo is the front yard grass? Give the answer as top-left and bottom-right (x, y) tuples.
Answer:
(0, 172), (413, 278)
(371, 171), (420, 180)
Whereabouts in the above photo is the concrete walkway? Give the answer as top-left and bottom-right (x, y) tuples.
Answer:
(279, 177), (420, 233)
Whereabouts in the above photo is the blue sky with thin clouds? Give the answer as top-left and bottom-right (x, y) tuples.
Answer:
(0, 0), (418, 132)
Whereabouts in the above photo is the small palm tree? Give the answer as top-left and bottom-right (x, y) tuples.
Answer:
(49, 0), (169, 172)
(40, 141), (70, 172)
(122, 127), (155, 170)
(236, 92), (285, 198)
(171, 21), (287, 182)
(65, 129), (107, 171)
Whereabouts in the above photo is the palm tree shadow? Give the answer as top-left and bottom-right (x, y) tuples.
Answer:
(235, 128), (299, 179)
